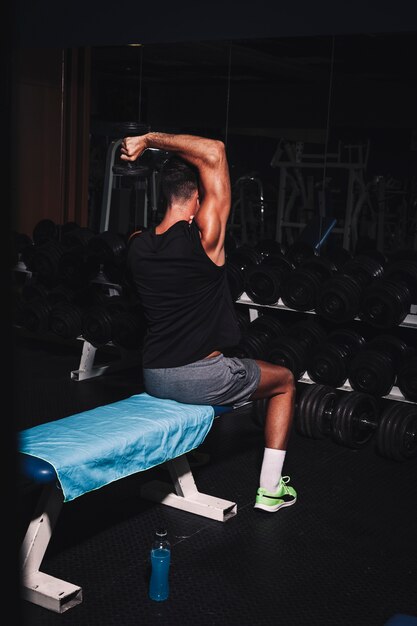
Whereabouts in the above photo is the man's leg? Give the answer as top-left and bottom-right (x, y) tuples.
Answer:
(249, 361), (297, 512)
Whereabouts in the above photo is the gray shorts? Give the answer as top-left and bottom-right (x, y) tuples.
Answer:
(143, 354), (261, 406)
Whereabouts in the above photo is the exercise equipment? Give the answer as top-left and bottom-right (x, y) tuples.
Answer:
(87, 231), (128, 284)
(48, 301), (84, 341)
(296, 383), (378, 448)
(28, 239), (66, 287)
(280, 254), (339, 311)
(375, 400), (417, 461)
(81, 294), (134, 348)
(295, 383), (417, 460)
(19, 394), (236, 612)
(244, 250), (294, 305)
(226, 244), (263, 301)
(316, 252), (385, 323)
(360, 258), (417, 328)
(58, 226), (101, 287)
(267, 318), (327, 380)
(307, 327), (367, 388)
(232, 311), (286, 359)
(100, 122), (169, 233)
(348, 334), (414, 397)
(397, 356), (417, 402)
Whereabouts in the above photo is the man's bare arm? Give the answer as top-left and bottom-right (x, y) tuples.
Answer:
(121, 132), (231, 265)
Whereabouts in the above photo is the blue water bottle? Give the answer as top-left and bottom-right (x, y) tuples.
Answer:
(149, 528), (171, 601)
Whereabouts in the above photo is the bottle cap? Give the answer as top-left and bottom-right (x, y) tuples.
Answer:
(155, 528), (167, 537)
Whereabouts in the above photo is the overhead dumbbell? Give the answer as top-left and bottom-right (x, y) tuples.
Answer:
(280, 254), (340, 312)
(316, 251), (385, 323)
(295, 383), (417, 460)
(360, 258), (417, 328)
(111, 121), (151, 177)
(348, 334), (414, 397)
(307, 327), (367, 388)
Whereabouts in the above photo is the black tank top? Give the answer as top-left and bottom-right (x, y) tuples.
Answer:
(127, 220), (241, 368)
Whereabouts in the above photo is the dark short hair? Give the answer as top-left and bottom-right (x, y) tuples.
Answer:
(160, 156), (198, 203)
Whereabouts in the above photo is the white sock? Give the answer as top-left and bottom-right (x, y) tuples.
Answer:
(259, 448), (286, 493)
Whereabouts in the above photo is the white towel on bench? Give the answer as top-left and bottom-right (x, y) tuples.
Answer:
(19, 393), (215, 502)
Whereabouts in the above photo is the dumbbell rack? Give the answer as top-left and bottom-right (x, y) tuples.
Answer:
(237, 292), (417, 404)
(13, 260), (142, 382)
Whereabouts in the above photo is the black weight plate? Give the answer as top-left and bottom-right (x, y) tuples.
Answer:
(376, 401), (417, 461)
(360, 279), (411, 328)
(316, 275), (362, 323)
(397, 357), (417, 402)
(280, 268), (321, 311)
(245, 265), (284, 305)
(331, 391), (379, 448)
(295, 383), (336, 439)
(287, 318), (327, 350)
(307, 343), (349, 388)
(348, 349), (395, 397)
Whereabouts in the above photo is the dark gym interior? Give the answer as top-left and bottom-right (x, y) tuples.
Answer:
(9, 3), (417, 625)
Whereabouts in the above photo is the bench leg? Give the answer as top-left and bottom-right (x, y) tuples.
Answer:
(20, 484), (83, 613)
(140, 453), (237, 522)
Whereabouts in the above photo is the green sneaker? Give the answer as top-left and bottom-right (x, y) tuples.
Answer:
(254, 476), (297, 513)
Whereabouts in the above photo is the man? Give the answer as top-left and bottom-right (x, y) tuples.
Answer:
(121, 131), (297, 513)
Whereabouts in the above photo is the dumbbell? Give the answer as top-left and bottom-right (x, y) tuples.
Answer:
(82, 294), (134, 347)
(253, 238), (286, 259)
(226, 244), (263, 301)
(49, 301), (84, 341)
(280, 254), (340, 312)
(250, 317), (327, 427)
(232, 312), (287, 360)
(360, 258), (417, 328)
(111, 121), (151, 177)
(87, 231), (128, 284)
(295, 383), (417, 460)
(307, 327), (367, 388)
(348, 334), (414, 397)
(111, 303), (147, 350)
(316, 251), (385, 323)
(266, 318), (327, 380)
(284, 241), (317, 267)
(244, 250), (294, 305)
(375, 400), (417, 461)
(397, 356), (417, 402)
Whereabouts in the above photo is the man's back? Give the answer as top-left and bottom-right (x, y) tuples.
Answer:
(127, 220), (241, 368)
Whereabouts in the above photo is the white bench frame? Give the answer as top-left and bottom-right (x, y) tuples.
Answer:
(21, 449), (237, 613)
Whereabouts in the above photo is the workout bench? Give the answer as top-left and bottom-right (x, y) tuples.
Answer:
(18, 393), (235, 613)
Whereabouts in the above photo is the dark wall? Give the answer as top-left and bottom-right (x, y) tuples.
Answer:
(12, 0), (417, 47)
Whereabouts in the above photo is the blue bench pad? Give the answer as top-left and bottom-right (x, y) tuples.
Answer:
(19, 393), (218, 502)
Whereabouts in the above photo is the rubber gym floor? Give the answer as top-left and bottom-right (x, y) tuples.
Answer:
(13, 329), (417, 626)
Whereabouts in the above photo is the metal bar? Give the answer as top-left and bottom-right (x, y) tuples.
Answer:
(100, 139), (122, 232)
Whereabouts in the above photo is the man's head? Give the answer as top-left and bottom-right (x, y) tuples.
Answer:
(160, 156), (199, 206)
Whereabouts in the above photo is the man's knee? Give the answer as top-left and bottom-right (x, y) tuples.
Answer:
(269, 364), (295, 394)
